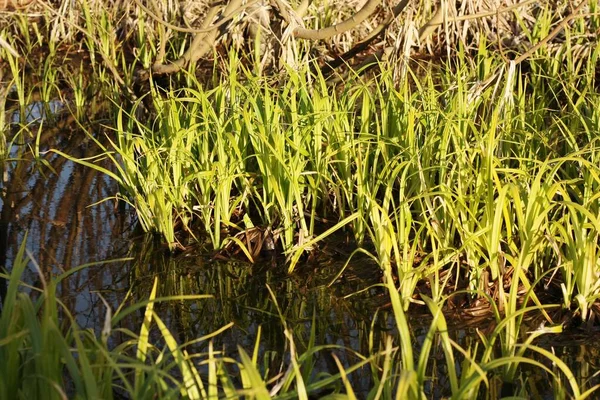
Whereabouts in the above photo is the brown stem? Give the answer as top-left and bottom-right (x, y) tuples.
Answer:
(320, 0), (410, 75)
(151, 1), (243, 75)
(418, 0), (538, 42)
(514, 0), (589, 65)
(133, 0), (255, 34)
(293, 0), (382, 40)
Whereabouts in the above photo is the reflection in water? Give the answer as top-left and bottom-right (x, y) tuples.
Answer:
(0, 104), (599, 397)
(10, 99), (65, 126)
(0, 117), (134, 326)
(123, 239), (393, 396)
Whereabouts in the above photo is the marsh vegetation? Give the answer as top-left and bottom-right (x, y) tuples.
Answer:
(1, 0), (600, 398)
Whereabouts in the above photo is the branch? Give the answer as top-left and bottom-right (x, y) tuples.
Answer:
(133, 0), (257, 34)
(418, 0), (538, 42)
(151, 0), (245, 75)
(292, 0), (382, 40)
(513, 0), (589, 65)
(320, 0), (410, 75)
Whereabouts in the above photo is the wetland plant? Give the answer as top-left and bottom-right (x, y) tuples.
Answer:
(1, 0), (600, 398)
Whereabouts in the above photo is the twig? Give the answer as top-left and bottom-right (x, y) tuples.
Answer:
(133, 0), (258, 34)
(514, 0), (589, 65)
(320, 0), (410, 75)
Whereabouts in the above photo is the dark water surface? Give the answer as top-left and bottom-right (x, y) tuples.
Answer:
(2, 105), (600, 398)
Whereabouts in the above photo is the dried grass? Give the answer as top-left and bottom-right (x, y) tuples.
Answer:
(1, 0), (594, 68)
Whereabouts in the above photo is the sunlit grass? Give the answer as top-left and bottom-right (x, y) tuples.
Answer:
(53, 37), (600, 332)
(2, 0), (600, 398)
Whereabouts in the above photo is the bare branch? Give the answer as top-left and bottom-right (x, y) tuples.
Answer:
(418, 0), (538, 42)
(292, 0), (382, 40)
(152, 0), (245, 75)
(321, 0), (410, 75)
(513, 0), (589, 65)
(133, 0), (258, 34)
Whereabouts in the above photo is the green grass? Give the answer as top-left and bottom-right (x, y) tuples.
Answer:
(45, 49), (600, 394)
(72, 43), (600, 322)
(2, 239), (597, 399)
(2, 0), (600, 398)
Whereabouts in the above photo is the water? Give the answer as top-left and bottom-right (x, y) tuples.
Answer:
(10, 99), (65, 126)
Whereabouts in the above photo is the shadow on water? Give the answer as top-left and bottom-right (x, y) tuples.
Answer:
(1, 97), (600, 397)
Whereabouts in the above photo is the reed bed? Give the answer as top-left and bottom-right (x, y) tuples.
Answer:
(2, 0), (600, 398)
(74, 45), (600, 323)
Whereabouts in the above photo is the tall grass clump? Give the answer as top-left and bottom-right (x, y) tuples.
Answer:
(69, 30), (600, 324)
